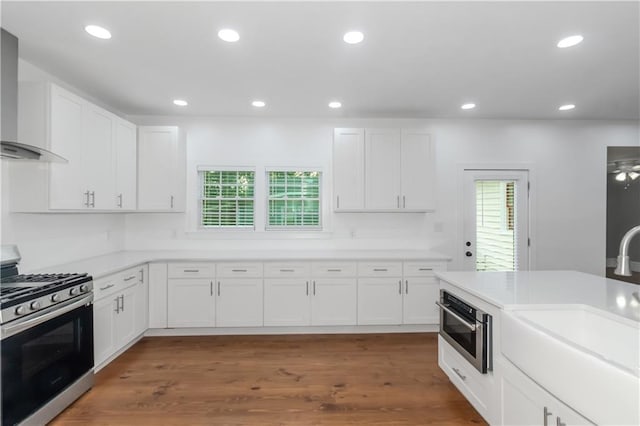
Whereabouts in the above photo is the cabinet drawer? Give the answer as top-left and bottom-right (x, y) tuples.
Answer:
(120, 266), (143, 286)
(358, 261), (402, 277)
(438, 336), (490, 419)
(93, 274), (122, 300)
(217, 262), (263, 278)
(168, 263), (215, 278)
(403, 262), (445, 277)
(263, 262), (310, 278)
(311, 262), (357, 277)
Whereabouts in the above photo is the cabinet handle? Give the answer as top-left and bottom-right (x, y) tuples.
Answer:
(139, 268), (144, 283)
(100, 283), (115, 291)
(452, 367), (466, 381)
(543, 407), (553, 426)
(403, 195), (406, 208)
(170, 195), (174, 209)
(337, 195), (340, 209)
(218, 281), (221, 296)
(306, 281), (309, 296)
(327, 269), (341, 272)
(313, 281), (316, 295)
(210, 281), (213, 296)
(373, 268), (387, 272)
(183, 269), (200, 273)
(418, 268), (433, 271)
(120, 295), (125, 312)
(114, 296), (120, 313)
(232, 269), (247, 272)
(280, 269), (295, 272)
(556, 418), (565, 426)
(405, 280), (408, 294)
(397, 195), (400, 208)
(124, 275), (136, 282)
(90, 191), (95, 207)
(398, 280), (402, 294)
(117, 193), (123, 208)
(83, 190), (90, 207)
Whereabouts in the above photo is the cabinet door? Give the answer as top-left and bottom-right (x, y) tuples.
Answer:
(167, 278), (215, 327)
(138, 126), (182, 211)
(83, 104), (114, 209)
(333, 128), (365, 210)
(133, 267), (148, 336)
(114, 119), (137, 210)
(357, 278), (403, 325)
(264, 278), (310, 326)
(148, 263), (168, 328)
(401, 131), (433, 211)
(402, 276), (440, 324)
(311, 278), (357, 325)
(115, 285), (137, 349)
(93, 296), (117, 367)
(365, 128), (401, 210)
(49, 85), (85, 209)
(216, 278), (263, 327)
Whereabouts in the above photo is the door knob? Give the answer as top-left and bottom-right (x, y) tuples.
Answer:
(465, 251), (473, 257)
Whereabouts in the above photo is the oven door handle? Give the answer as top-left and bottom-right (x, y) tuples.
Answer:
(435, 301), (477, 331)
(1, 294), (93, 340)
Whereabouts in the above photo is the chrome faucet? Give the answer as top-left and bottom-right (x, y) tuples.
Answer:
(614, 225), (640, 276)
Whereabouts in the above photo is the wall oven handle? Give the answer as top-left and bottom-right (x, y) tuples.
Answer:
(435, 301), (477, 331)
(1, 294), (93, 340)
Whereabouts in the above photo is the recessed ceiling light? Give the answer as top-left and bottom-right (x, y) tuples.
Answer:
(461, 103), (476, 110)
(557, 35), (584, 48)
(173, 99), (188, 107)
(252, 100), (266, 108)
(343, 31), (364, 44)
(558, 104), (575, 111)
(84, 25), (111, 40)
(218, 29), (240, 42)
(328, 101), (342, 109)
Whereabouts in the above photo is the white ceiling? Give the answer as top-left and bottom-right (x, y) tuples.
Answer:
(2, 1), (639, 120)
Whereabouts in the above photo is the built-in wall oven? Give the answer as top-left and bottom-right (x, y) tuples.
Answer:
(436, 289), (492, 374)
(1, 246), (94, 425)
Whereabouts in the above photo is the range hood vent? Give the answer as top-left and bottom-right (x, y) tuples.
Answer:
(1, 28), (67, 162)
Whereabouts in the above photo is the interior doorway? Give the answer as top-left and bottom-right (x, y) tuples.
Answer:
(462, 170), (529, 271)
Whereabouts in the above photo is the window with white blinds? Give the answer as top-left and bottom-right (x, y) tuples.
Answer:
(200, 170), (255, 228)
(267, 171), (321, 229)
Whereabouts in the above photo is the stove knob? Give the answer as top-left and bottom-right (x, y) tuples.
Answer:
(30, 301), (41, 310)
(14, 305), (26, 316)
(51, 294), (61, 303)
(80, 284), (89, 293)
(69, 287), (78, 296)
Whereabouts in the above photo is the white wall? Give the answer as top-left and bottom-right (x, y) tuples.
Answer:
(126, 116), (640, 276)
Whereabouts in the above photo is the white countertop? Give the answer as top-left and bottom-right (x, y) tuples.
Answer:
(435, 270), (640, 323)
(31, 249), (451, 280)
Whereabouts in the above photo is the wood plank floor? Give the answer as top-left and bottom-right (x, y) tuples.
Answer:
(52, 333), (486, 425)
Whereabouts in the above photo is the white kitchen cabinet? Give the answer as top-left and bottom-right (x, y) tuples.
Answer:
(332, 128), (434, 212)
(132, 265), (148, 336)
(167, 278), (216, 327)
(501, 359), (594, 426)
(311, 278), (357, 326)
(11, 81), (137, 212)
(216, 278), (264, 327)
(137, 126), (185, 211)
(263, 278), (310, 326)
(114, 118), (138, 210)
(93, 295), (117, 369)
(148, 263), (168, 328)
(333, 128), (365, 211)
(402, 262), (442, 324)
(357, 277), (403, 324)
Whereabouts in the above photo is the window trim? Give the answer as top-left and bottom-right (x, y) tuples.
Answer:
(264, 167), (323, 231)
(198, 166), (256, 230)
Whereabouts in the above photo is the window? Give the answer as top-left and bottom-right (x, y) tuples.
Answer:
(200, 170), (255, 228)
(267, 171), (321, 229)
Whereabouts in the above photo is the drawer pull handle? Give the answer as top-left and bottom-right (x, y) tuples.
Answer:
(183, 269), (200, 273)
(452, 367), (466, 381)
(280, 269), (295, 272)
(374, 268), (388, 272)
(232, 269), (248, 272)
(544, 407), (553, 426)
(435, 302), (477, 331)
(123, 275), (136, 282)
(100, 283), (115, 291)
(327, 269), (342, 272)
(418, 268), (433, 271)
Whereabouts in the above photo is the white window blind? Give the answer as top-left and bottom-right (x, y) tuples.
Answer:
(267, 171), (321, 229)
(200, 170), (255, 227)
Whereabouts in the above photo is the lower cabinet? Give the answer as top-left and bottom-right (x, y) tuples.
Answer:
(311, 278), (357, 325)
(167, 278), (215, 327)
(357, 277), (403, 325)
(216, 278), (263, 327)
(264, 278), (310, 326)
(93, 265), (147, 369)
(501, 358), (594, 425)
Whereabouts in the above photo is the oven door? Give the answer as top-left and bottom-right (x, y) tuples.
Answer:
(436, 294), (489, 373)
(1, 294), (94, 426)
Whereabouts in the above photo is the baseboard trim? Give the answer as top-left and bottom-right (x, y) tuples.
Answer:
(144, 324), (438, 337)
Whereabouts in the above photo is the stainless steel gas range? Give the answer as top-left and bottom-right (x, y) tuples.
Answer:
(1, 246), (94, 426)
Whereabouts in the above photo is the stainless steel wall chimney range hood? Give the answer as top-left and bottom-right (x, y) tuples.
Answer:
(1, 28), (66, 162)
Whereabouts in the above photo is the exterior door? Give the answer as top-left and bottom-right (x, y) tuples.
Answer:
(463, 170), (529, 271)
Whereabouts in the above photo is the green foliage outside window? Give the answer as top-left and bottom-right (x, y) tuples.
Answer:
(268, 171), (321, 228)
(201, 170), (254, 227)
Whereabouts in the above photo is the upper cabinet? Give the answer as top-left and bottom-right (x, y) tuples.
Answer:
(137, 126), (185, 212)
(11, 82), (137, 212)
(333, 128), (435, 212)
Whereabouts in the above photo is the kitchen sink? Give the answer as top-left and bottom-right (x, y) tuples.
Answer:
(501, 305), (640, 425)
